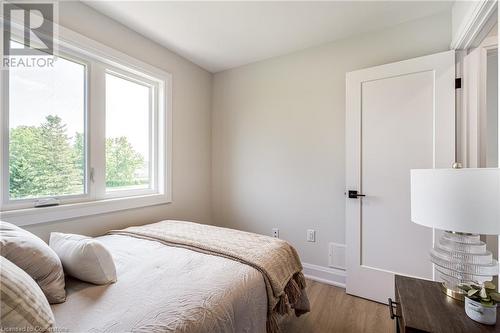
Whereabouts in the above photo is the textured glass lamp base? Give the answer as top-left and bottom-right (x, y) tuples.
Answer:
(431, 231), (499, 300)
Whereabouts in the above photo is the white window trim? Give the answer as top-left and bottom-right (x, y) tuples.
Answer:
(1, 47), (93, 211)
(0, 23), (173, 226)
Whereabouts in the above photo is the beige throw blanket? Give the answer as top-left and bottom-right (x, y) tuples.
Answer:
(108, 220), (310, 333)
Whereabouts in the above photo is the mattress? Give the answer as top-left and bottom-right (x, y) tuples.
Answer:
(51, 234), (268, 333)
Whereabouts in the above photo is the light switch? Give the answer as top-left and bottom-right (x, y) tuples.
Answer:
(307, 229), (316, 242)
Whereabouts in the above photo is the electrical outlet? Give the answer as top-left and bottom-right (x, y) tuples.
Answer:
(306, 229), (316, 242)
(272, 228), (279, 238)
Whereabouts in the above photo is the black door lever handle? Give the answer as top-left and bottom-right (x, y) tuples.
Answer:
(348, 190), (366, 199)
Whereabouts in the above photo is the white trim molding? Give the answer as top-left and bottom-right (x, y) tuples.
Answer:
(302, 263), (346, 288)
(0, 193), (169, 226)
(451, 0), (497, 50)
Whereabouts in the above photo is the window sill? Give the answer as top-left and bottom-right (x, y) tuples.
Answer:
(0, 194), (171, 226)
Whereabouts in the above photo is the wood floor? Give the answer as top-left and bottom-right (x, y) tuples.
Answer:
(283, 279), (395, 333)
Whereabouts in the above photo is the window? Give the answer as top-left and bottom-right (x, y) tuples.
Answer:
(8, 49), (86, 200)
(105, 72), (153, 193)
(0, 29), (172, 224)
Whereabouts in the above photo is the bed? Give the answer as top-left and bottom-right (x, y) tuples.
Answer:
(51, 221), (309, 333)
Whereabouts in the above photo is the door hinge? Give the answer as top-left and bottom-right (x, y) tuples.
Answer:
(90, 167), (95, 183)
(455, 78), (462, 89)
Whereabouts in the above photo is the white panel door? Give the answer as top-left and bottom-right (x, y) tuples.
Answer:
(345, 50), (455, 303)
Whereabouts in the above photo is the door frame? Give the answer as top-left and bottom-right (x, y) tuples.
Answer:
(345, 50), (456, 303)
(453, 0), (497, 167)
(461, 36), (498, 168)
(454, 4), (499, 267)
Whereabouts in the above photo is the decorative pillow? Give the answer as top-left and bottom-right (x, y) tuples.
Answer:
(0, 221), (65, 303)
(49, 232), (117, 285)
(0, 256), (55, 332)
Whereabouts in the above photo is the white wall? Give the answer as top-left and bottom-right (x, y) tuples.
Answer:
(485, 24), (498, 168)
(212, 12), (451, 268)
(24, 2), (213, 240)
(486, 50), (498, 167)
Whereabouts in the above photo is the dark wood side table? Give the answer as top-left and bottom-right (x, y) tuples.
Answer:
(390, 275), (500, 333)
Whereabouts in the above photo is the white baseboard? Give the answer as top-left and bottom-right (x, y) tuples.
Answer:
(302, 262), (346, 288)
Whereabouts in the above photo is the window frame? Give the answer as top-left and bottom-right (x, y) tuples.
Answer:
(1, 47), (92, 210)
(102, 68), (158, 199)
(0, 23), (172, 226)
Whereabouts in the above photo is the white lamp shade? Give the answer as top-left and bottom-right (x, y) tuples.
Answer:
(410, 168), (500, 235)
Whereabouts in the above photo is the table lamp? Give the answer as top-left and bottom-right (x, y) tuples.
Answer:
(410, 167), (500, 300)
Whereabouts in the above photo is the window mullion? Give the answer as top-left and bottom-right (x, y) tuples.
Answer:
(89, 62), (106, 200)
(153, 84), (160, 193)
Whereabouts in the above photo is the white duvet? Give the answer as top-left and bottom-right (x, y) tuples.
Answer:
(51, 234), (268, 333)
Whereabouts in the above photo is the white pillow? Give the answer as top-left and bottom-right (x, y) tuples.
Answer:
(49, 233), (117, 285)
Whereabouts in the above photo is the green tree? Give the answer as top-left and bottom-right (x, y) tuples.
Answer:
(9, 126), (42, 198)
(9, 115), (145, 199)
(105, 137), (144, 187)
(9, 115), (82, 198)
(73, 132), (85, 182)
(72, 134), (144, 188)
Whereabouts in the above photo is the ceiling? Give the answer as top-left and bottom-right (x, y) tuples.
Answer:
(83, 1), (453, 73)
